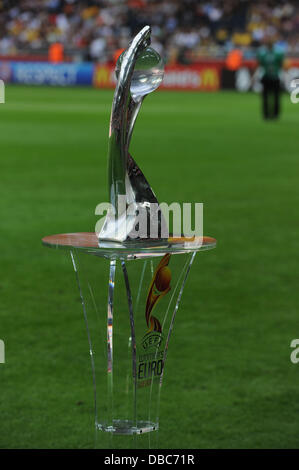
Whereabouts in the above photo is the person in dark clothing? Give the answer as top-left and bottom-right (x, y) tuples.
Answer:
(257, 38), (285, 120)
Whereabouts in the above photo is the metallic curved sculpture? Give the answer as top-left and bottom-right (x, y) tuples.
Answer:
(98, 26), (165, 244)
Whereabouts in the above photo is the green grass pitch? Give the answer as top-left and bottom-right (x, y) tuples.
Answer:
(0, 85), (298, 448)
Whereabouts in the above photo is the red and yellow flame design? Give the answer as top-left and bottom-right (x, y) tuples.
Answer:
(145, 254), (172, 333)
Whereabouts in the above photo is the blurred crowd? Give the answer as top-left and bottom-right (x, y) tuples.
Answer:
(0, 0), (298, 63)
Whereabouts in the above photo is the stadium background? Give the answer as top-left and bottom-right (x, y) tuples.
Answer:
(0, 0), (299, 449)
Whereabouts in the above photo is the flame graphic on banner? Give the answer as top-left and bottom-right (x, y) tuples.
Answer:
(145, 254), (172, 333)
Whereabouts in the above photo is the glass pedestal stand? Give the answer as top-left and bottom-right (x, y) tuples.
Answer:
(42, 233), (216, 449)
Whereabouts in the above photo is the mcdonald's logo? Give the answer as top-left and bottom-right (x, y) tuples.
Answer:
(200, 68), (220, 91)
(93, 65), (114, 88)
